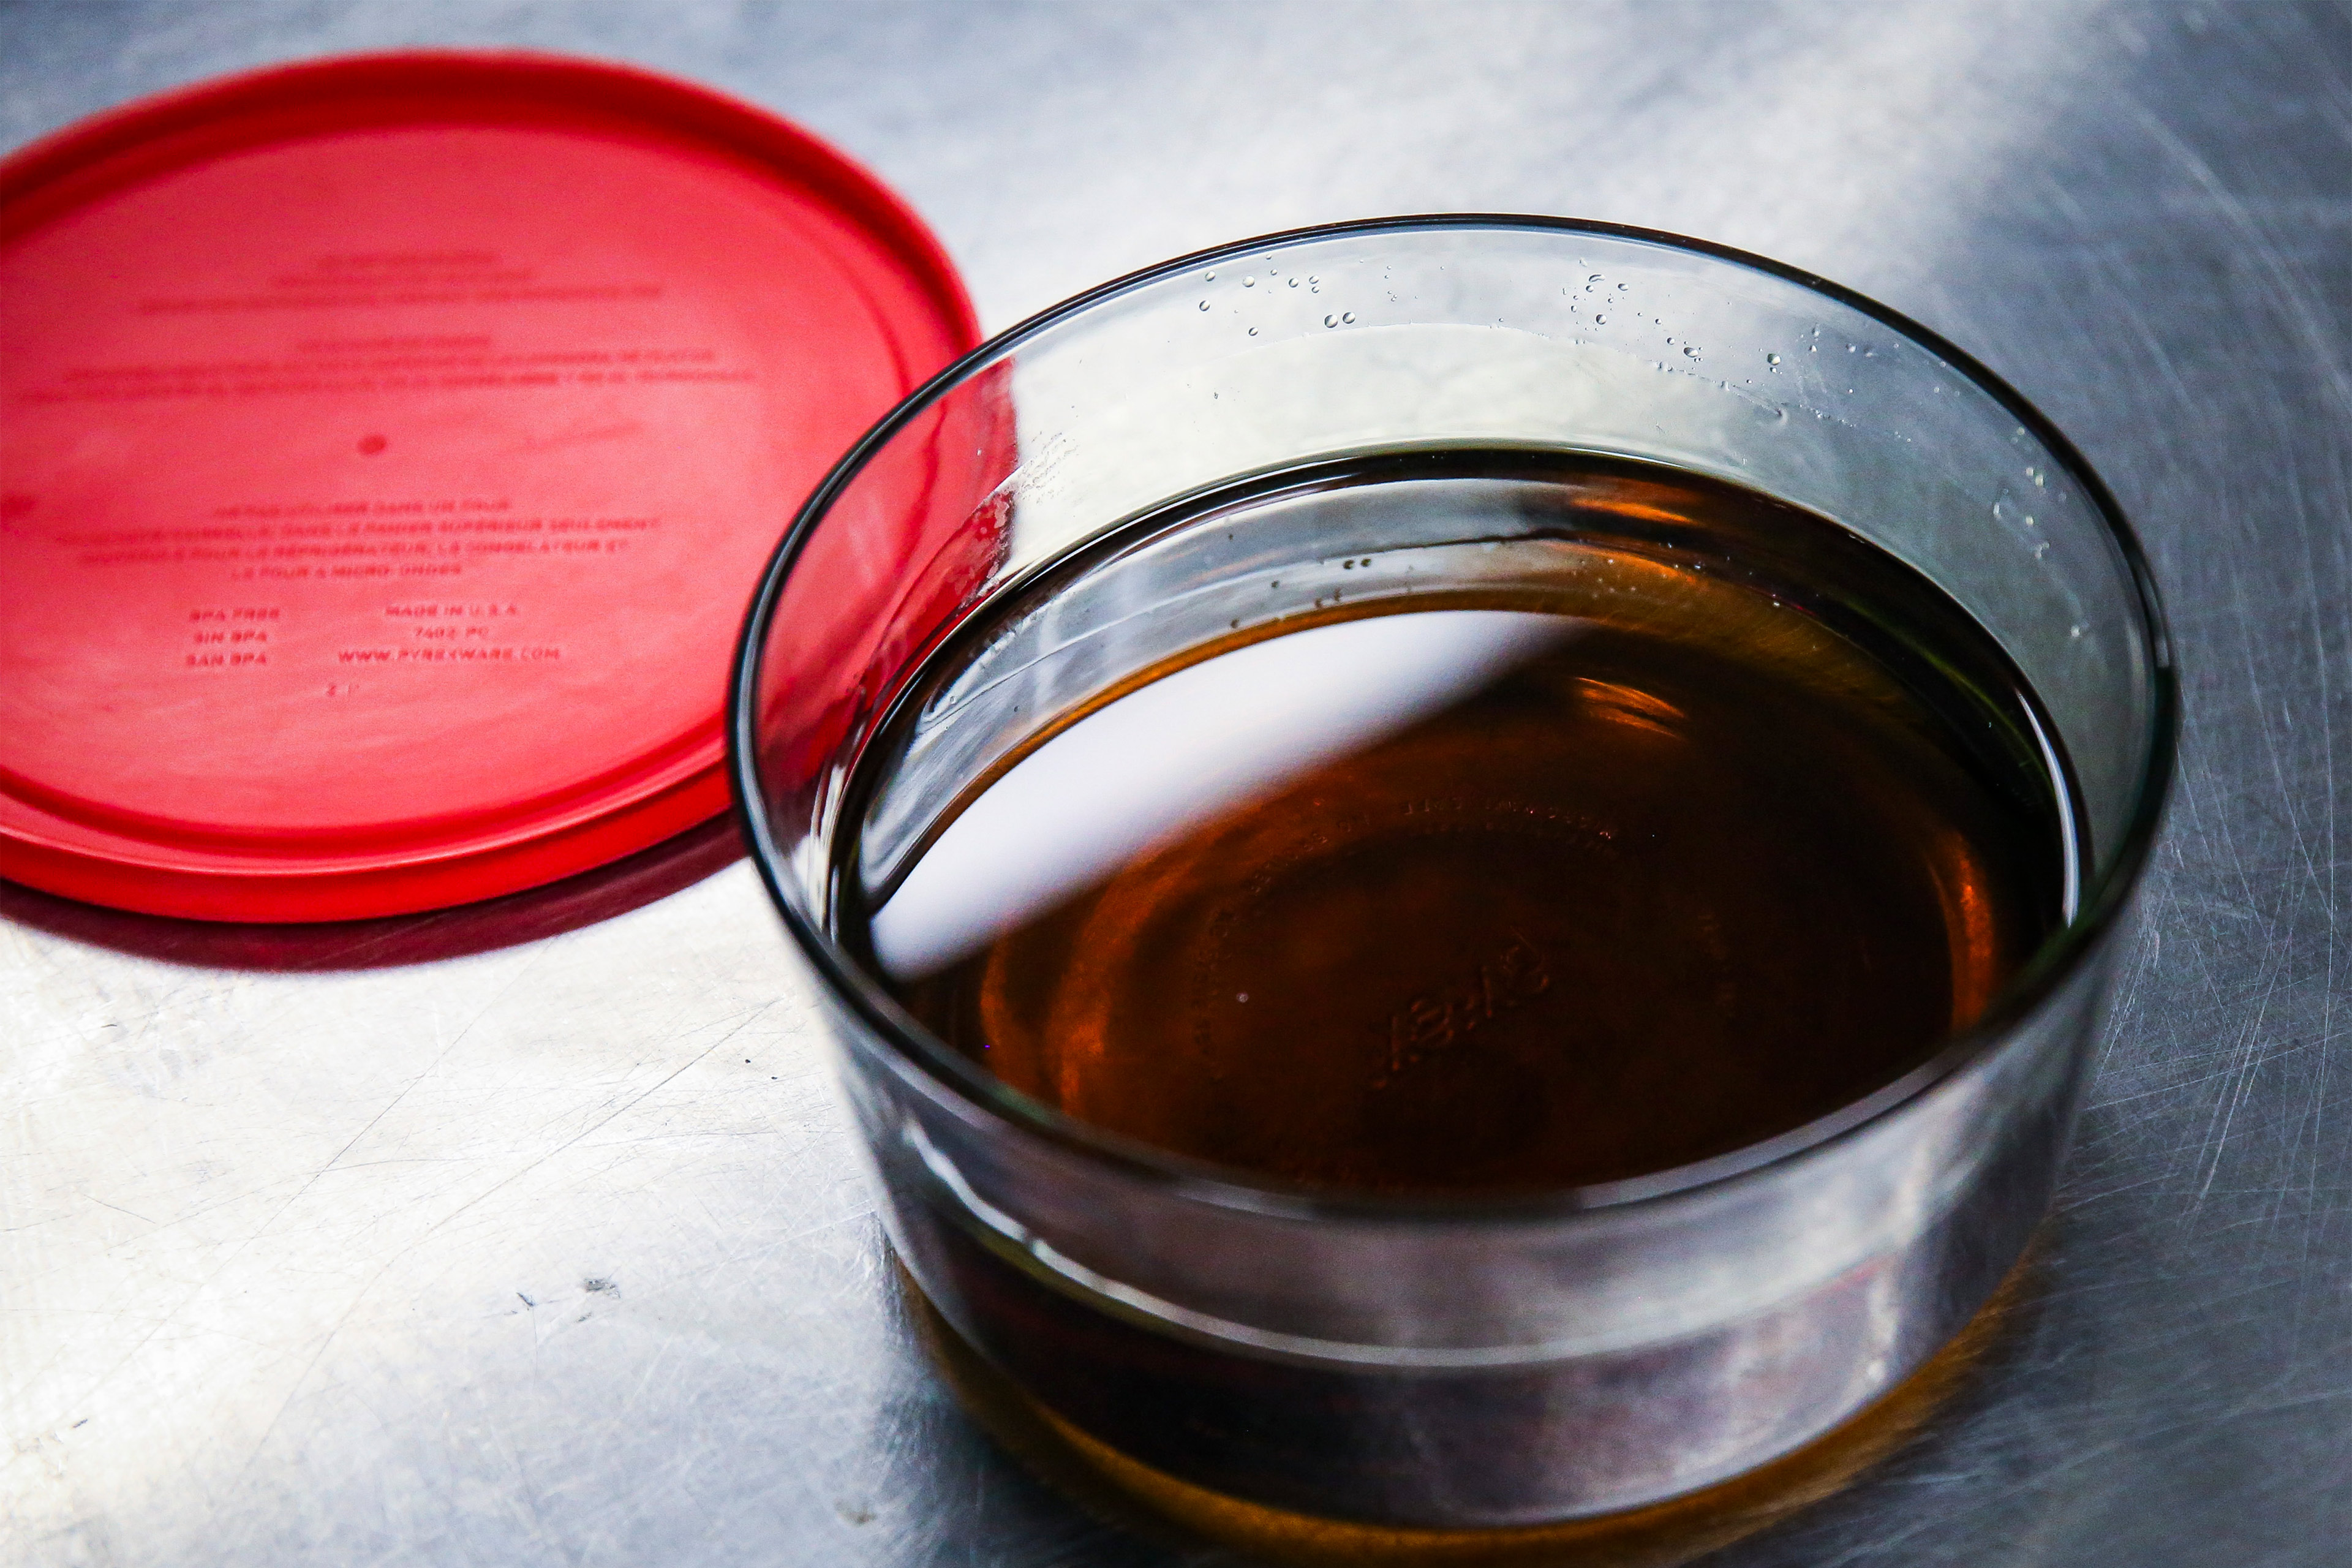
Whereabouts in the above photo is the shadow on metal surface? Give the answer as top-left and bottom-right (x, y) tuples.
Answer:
(0, 812), (745, 971)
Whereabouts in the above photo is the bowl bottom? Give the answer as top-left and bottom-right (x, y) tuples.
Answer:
(900, 1254), (2030, 1566)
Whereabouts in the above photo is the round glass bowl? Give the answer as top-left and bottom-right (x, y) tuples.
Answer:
(731, 217), (2174, 1526)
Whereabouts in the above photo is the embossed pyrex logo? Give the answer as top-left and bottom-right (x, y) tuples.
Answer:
(1385, 934), (1552, 1076)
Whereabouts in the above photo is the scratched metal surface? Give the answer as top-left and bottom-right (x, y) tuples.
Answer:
(3, 2), (2348, 1563)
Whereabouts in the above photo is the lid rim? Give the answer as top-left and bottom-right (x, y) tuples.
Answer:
(0, 758), (735, 924)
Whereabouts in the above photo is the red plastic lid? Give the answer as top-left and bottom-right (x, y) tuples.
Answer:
(0, 52), (978, 921)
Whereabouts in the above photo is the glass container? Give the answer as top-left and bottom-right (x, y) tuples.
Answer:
(731, 217), (2175, 1526)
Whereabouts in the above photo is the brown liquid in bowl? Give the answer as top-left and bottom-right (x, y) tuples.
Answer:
(871, 454), (2068, 1194)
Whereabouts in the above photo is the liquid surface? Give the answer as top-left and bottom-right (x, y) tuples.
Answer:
(853, 452), (2070, 1194)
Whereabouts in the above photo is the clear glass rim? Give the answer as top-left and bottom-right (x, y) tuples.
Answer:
(728, 214), (2180, 1226)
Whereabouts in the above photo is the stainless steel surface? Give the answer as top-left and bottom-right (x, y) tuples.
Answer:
(2, 1), (2345, 1562)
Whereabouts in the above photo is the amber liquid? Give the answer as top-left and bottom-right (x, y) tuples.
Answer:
(855, 451), (2070, 1196)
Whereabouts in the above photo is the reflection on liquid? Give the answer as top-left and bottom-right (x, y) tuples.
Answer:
(871, 611), (1572, 979)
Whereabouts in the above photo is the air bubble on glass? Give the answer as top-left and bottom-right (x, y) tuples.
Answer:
(1766, 352), (1782, 366)
(1198, 300), (1210, 311)
(1324, 314), (1338, 328)
(1341, 311), (1355, 323)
